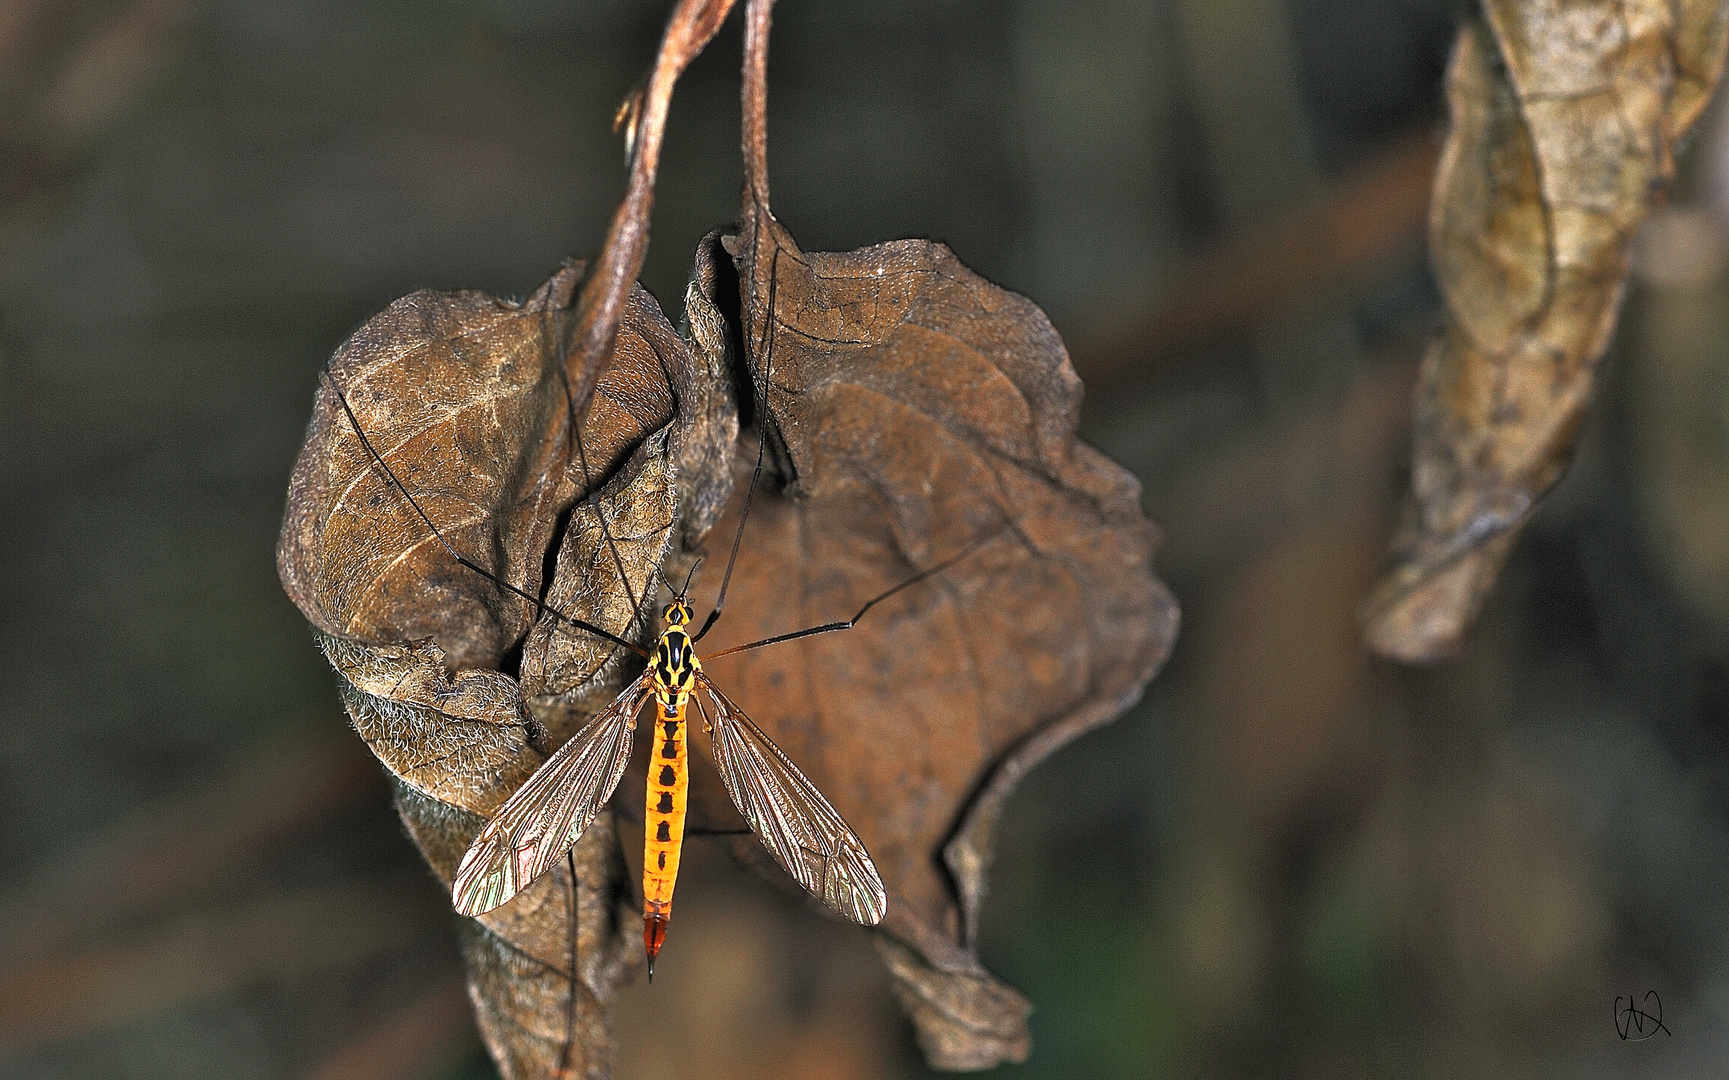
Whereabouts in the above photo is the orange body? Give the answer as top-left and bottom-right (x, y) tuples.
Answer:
(642, 697), (688, 970)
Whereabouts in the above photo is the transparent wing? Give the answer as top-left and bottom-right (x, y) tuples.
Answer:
(697, 672), (887, 925)
(451, 673), (653, 915)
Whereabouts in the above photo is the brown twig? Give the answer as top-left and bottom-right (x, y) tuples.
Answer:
(569, 0), (738, 382)
(741, 0), (775, 215)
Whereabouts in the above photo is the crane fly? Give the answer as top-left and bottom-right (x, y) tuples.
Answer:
(323, 327), (985, 977)
(447, 588), (894, 961)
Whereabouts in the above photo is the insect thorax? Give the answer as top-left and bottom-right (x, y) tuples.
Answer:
(652, 626), (699, 711)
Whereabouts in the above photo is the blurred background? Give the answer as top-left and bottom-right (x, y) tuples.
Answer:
(5, 0), (1729, 1076)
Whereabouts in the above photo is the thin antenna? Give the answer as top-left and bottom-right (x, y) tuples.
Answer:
(692, 247), (781, 643)
(322, 367), (649, 659)
(700, 529), (999, 662)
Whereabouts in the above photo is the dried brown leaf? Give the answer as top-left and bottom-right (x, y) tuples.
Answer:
(681, 3), (1180, 1064)
(281, 265), (638, 670)
(278, 5), (744, 1070)
(277, 258), (733, 1078)
(1364, 2), (1729, 661)
(704, 212), (1175, 1068)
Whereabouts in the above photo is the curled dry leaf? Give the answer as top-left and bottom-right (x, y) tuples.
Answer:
(1363, 1), (1729, 661)
(714, 4), (1176, 1059)
(706, 203), (1179, 1065)
(279, 6), (742, 1064)
(278, 260), (738, 1078)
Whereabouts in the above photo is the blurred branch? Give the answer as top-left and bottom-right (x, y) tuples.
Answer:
(1071, 127), (1438, 382)
(0, 875), (447, 1053)
(0, 0), (194, 208)
(0, 732), (382, 963)
(1156, 347), (1420, 581)
(300, 978), (476, 1080)
(1172, 0), (1320, 223)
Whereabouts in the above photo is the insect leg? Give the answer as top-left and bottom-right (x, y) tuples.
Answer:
(555, 847), (578, 1079)
(692, 246), (782, 643)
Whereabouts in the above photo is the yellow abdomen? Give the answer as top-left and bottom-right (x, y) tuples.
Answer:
(642, 695), (687, 973)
